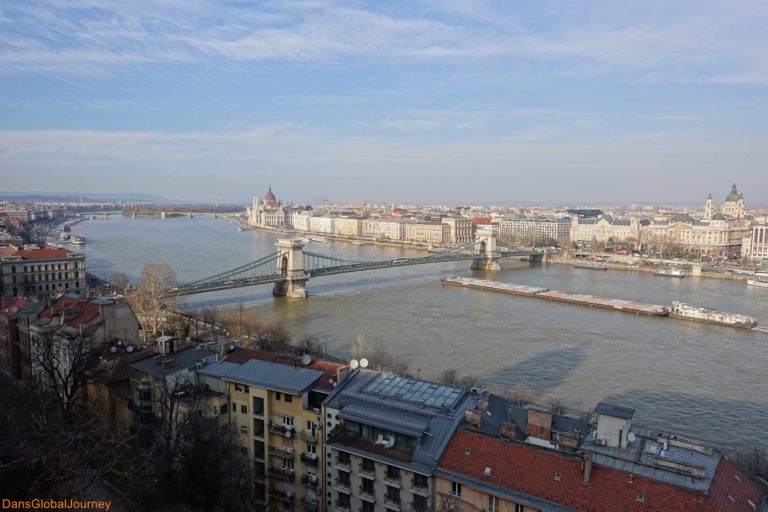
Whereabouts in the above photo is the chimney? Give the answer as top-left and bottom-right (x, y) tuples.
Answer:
(583, 451), (593, 483)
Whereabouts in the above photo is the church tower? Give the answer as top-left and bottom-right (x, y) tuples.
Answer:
(704, 193), (714, 220)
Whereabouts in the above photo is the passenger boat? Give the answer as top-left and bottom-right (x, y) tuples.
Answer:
(669, 301), (757, 329)
(747, 274), (768, 288)
(308, 236), (327, 242)
(59, 232), (71, 242)
(71, 235), (86, 245)
(654, 268), (685, 278)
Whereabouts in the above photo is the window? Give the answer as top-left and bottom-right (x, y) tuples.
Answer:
(241, 404), (247, 415)
(282, 416), (294, 427)
(337, 452), (351, 465)
(306, 444), (317, 455)
(254, 440), (265, 459)
(413, 473), (428, 489)
(337, 493), (350, 508)
(361, 502), (375, 512)
(386, 465), (400, 481)
(386, 486), (400, 504)
(284, 459), (295, 471)
(451, 482), (462, 497)
(361, 478), (374, 494)
(488, 495), (499, 512)
(240, 426), (248, 436)
(252, 396), (264, 415)
(219, 404), (228, 415)
(636, 493), (645, 503)
(338, 470), (350, 486)
(361, 458), (375, 474)
(284, 394), (292, 403)
(253, 418), (264, 437)
(413, 495), (428, 512)
(514, 504), (523, 512)
(275, 392), (282, 401)
(239, 446), (248, 456)
(235, 383), (243, 392)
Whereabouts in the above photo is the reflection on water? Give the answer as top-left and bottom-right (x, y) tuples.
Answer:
(69, 216), (768, 450)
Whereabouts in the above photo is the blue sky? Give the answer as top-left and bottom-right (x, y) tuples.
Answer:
(1, 0), (767, 205)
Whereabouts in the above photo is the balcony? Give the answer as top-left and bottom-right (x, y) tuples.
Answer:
(269, 466), (295, 482)
(358, 486), (375, 503)
(303, 496), (319, 511)
(268, 446), (294, 459)
(300, 430), (319, 444)
(269, 488), (295, 503)
(334, 455), (351, 471)
(268, 421), (294, 436)
(301, 452), (319, 466)
(335, 478), (352, 493)
(358, 463), (375, 479)
(410, 479), (429, 497)
(301, 474), (319, 487)
(383, 497), (401, 511)
(328, 426), (413, 464)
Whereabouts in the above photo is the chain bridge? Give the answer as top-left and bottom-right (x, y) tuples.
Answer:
(167, 230), (544, 298)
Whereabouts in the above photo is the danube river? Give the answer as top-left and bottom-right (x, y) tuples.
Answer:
(67, 216), (768, 451)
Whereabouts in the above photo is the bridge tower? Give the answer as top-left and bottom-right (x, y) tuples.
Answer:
(273, 239), (309, 298)
(472, 226), (501, 271)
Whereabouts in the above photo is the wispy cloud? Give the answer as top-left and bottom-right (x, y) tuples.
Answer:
(0, 1), (766, 84)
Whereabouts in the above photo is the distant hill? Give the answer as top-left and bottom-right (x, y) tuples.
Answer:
(0, 191), (179, 203)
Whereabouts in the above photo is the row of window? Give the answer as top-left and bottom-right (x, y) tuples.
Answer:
(451, 482), (525, 512)
(9, 262), (80, 273)
(21, 282), (79, 293)
(9, 272), (80, 283)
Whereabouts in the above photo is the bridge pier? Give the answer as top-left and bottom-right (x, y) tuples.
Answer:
(471, 227), (501, 271)
(273, 239), (309, 298)
(160, 211), (167, 219)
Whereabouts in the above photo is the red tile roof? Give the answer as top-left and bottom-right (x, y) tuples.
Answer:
(226, 348), (345, 390)
(438, 430), (767, 512)
(0, 244), (74, 260)
(40, 295), (101, 328)
(0, 299), (28, 319)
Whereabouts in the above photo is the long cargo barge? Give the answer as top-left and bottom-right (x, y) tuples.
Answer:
(442, 277), (669, 316)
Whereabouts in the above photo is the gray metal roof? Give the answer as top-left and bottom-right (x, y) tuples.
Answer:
(594, 402), (635, 419)
(131, 347), (218, 380)
(223, 358), (323, 395)
(325, 369), (476, 474)
(197, 361), (240, 378)
(339, 402), (430, 437)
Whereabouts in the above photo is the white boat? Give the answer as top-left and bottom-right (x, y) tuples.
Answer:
(237, 227), (243, 232)
(654, 268), (685, 278)
(747, 278), (768, 288)
(59, 232), (71, 242)
(308, 236), (327, 242)
(670, 301), (757, 329)
(71, 235), (86, 245)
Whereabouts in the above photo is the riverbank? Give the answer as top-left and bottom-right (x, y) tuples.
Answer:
(550, 255), (750, 282)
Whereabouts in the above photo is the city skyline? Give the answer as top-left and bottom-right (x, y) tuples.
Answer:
(1, 1), (767, 203)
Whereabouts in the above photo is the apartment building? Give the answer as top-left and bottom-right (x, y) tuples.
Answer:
(334, 218), (362, 237)
(404, 221), (450, 245)
(441, 217), (473, 244)
(500, 217), (571, 247)
(741, 225), (768, 260)
(197, 349), (347, 512)
(378, 219), (405, 241)
(323, 370), (477, 512)
(0, 243), (86, 300)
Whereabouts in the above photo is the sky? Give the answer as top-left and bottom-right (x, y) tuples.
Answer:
(0, 0), (767, 205)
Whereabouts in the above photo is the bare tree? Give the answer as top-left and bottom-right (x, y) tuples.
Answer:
(108, 271), (130, 293)
(128, 263), (177, 342)
(352, 334), (409, 374)
(509, 384), (535, 406)
(732, 446), (768, 480)
(31, 328), (110, 423)
(436, 493), (469, 512)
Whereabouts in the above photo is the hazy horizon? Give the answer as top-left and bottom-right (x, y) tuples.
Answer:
(1, 1), (767, 204)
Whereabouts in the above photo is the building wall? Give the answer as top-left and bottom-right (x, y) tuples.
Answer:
(0, 252), (86, 299)
(226, 380), (323, 512)
(442, 218), (473, 244)
(743, 225), (768, 260)
(435, 477), (539, 512)
(378, 220), (404, 240)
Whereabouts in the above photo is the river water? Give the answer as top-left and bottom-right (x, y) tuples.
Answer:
(66, 216), (768, 451)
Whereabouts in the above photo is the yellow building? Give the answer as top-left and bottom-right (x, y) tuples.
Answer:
(198, 350), (347, 512)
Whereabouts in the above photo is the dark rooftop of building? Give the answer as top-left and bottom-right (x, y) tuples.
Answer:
(594, 402), (635, 419)
(131, 347), (218, 380)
